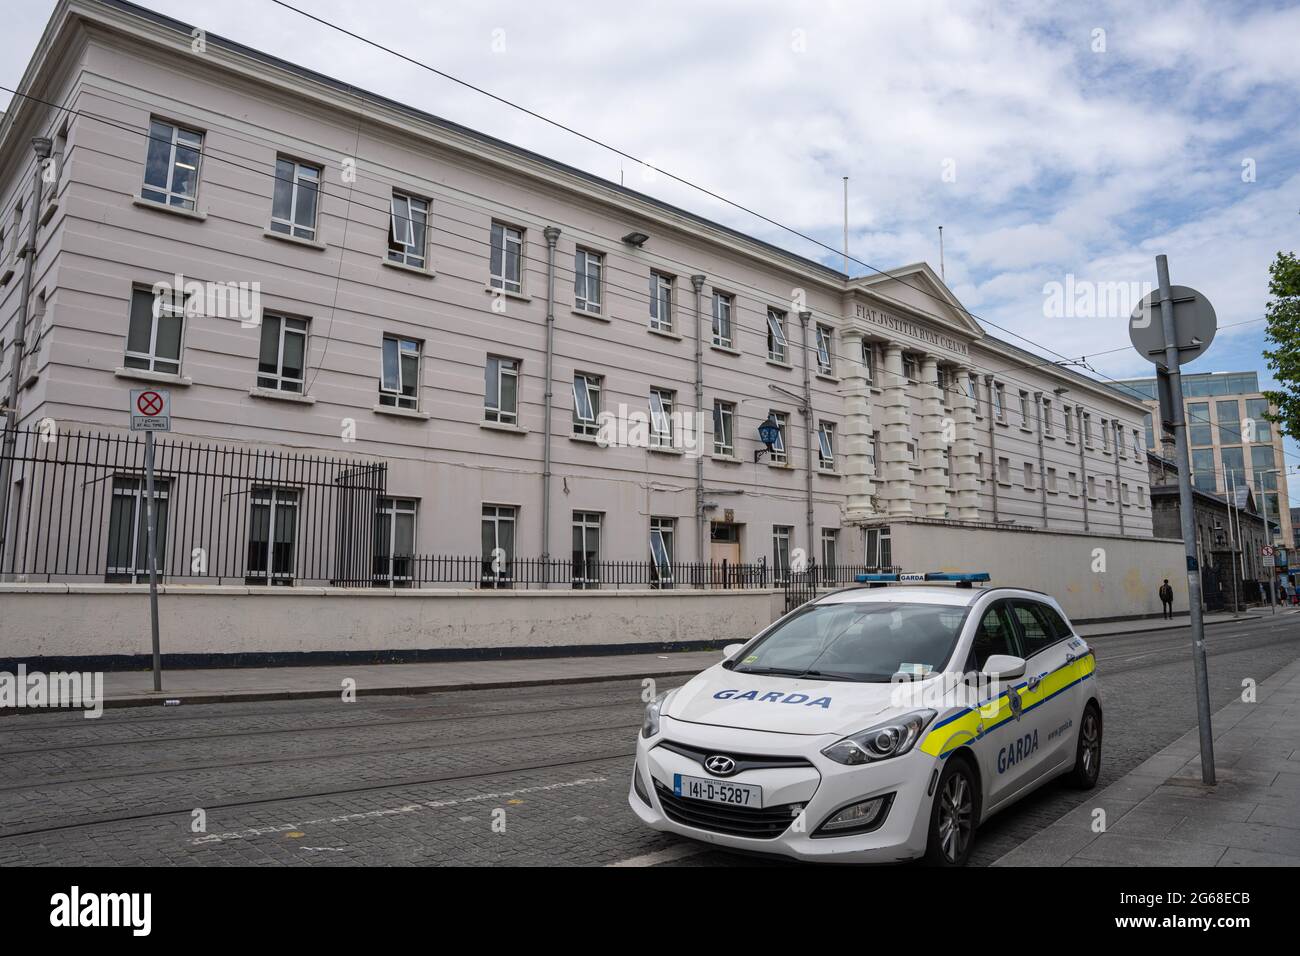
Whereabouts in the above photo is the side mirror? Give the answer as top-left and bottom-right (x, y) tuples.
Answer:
(722, 643), (745, 661)
(981, 654), (1026, 681)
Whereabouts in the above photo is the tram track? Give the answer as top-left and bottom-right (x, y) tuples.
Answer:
(0, 718), (641, 793)
(1094, 622), (1298, 672)
(0, 677), (666, 733)
(0, 695), (655, 757)
(0, 748), (637, 841)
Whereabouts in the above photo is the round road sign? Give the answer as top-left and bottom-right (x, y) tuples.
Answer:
(1129, 285), (1217, 367)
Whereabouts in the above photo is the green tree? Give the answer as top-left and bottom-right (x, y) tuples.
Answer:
(1262, 251), (1300, 439)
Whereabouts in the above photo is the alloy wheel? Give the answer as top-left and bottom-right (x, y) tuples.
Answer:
(1080, 711), (1101, 779)
(937, 772), (973, 863)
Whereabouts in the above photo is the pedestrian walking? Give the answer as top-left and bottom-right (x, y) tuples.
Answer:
(1159, 579), (1174, 620)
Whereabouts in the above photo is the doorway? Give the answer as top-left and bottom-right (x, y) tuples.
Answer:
(709, 521), (743, 587)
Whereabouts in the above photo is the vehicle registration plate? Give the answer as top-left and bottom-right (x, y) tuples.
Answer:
(673, 773), (763, 808)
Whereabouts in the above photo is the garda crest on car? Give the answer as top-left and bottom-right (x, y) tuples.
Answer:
(1007, 686), (1023, 721)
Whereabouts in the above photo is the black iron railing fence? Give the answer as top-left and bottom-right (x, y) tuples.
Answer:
(396, 554), (771, 590)
(0, 426), (881, 592)
(0, 426), (387, 585)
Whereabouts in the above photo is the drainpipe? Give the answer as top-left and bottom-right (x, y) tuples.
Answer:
(691, 274), (706, 566)
(1034, 391), (1047, 528)
(983, 374), (999, 523)
(1113, 419), (1125, 535)
(798, 311), (815, 559)
(1077, 407), (1090, 532)
(0, 137), (51, 572)
(540, 226), (561, 565)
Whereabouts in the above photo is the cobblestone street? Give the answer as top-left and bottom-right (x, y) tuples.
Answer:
(1, 614), (1296, 866)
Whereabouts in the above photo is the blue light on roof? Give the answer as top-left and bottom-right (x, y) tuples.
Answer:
(853, 571), (991, 585)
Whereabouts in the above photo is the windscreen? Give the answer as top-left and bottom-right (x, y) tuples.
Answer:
(728, 601), (968, 683)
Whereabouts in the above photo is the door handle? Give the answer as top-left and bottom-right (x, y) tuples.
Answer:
(1026, 674), (1042, 691)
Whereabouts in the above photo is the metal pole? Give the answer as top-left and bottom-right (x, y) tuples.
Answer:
(798, 312), (815, 560)
(1034, 391), (1047, 527)
(1113, 419), (1125, 535)
(145, 430), (162, 692)
(1077, 407), (1090, 532)
(1156, 254), (1214, 785)
(692, 274), (706, 566)
(540, 226), (560, 566)
(0, 139), (51, 574)
(984, 375), (999, 523)
(842, 177), (849, 275)
(1227, 470), (1240, 617)
(1259, 472), (1277, 614)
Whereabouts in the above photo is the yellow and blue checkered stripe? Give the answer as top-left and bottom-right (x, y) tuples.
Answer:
(919, 653), (1096, 758)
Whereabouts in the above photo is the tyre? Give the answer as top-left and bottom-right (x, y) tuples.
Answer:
(923, 756), (977, 866)
(1065, 703), (1102, 790)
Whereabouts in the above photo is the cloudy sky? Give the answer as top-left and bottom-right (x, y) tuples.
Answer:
(3, 0), (1298, 499)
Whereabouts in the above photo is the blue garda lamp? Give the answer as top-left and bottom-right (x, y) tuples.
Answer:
(754, 416), (781, 463)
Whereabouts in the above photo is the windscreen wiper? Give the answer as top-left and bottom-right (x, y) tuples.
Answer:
(794, 669), (858, 681)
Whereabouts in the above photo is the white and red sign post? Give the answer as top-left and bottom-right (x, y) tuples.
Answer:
(129, 389), (171, 691)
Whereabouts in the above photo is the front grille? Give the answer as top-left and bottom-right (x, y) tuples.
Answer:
(654, 781), (801, 839)
(656, 740), (815, 773)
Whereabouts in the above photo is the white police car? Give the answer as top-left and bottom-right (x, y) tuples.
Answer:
(628, 573), (1102, 865)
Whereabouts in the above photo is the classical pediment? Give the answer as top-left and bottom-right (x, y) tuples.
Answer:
(849, 262), (985, 343)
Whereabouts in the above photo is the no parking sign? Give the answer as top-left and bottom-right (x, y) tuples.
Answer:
(129, 388), (171, 431)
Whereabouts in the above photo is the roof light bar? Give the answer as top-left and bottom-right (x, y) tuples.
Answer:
(854, 571), (991, 587)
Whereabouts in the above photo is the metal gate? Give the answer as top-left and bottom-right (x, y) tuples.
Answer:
(783, 566), (820, 613)
(782, 564), (898, 613)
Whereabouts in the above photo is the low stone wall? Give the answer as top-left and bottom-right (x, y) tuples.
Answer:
(888, 520), (1187, 620)
(0, 585), (787, 669)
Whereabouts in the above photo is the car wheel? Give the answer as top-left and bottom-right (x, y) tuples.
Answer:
(1066, 704), (1102, 790)
(923, 757), (977, 866)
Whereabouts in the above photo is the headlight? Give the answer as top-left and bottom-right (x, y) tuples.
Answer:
(641, 691), (673, 738)
(821, 709), (936, 765)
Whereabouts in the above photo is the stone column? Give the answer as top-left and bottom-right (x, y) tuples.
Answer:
(839, 330), (875, 518)
(951, 366), (980, 520)
(879, 343), (913, 517)
(918, 356), (948, 517)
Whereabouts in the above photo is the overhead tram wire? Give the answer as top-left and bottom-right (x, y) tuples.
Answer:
(3, 81), (1292, 477)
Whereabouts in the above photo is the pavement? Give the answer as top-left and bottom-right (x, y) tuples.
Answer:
(994, 639), (1300, 867)
(8, 608), (1269, 711)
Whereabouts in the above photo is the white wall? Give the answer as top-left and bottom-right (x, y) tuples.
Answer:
(888, 520), (1186, 620)
(0, 585), (786, 664)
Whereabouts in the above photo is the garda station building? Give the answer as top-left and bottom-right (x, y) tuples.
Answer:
(0, 0), (1183, 663)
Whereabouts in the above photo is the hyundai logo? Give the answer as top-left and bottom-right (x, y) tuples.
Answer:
(703, 755), (737, 777)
